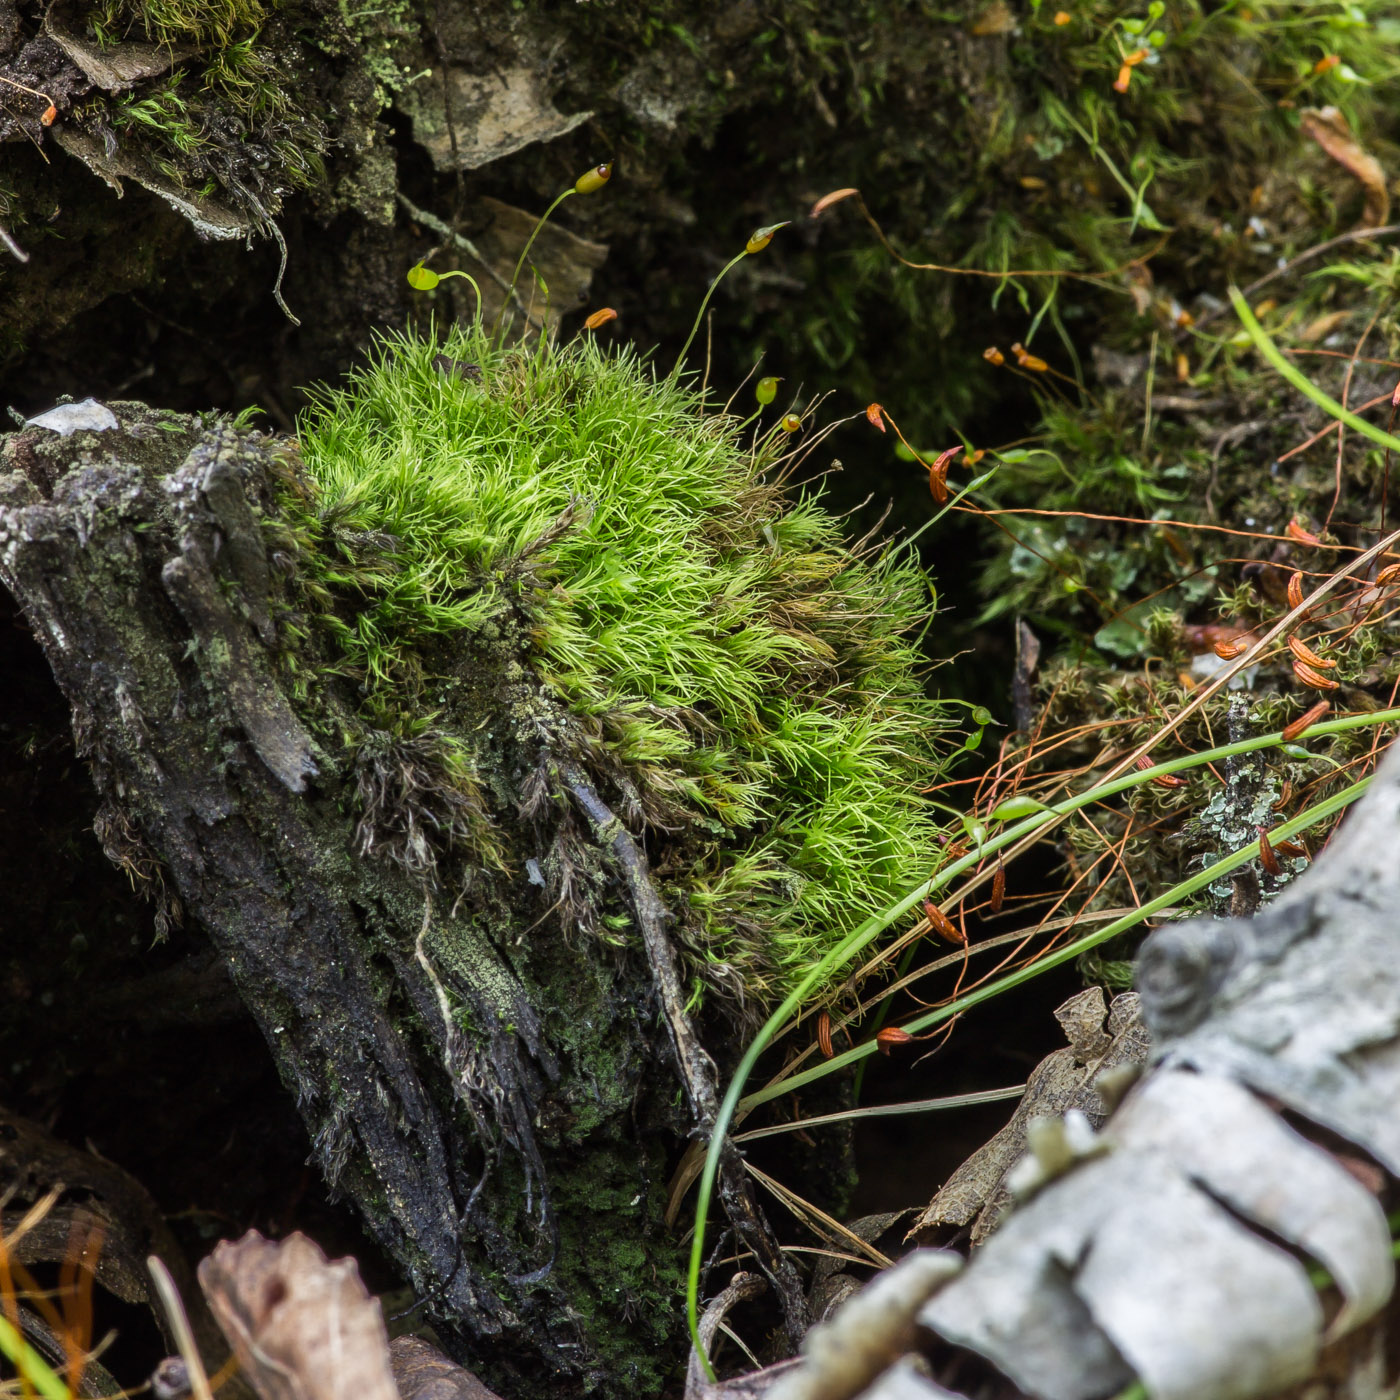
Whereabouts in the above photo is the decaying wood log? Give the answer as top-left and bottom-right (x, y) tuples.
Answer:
(0, 403), (793, 1397)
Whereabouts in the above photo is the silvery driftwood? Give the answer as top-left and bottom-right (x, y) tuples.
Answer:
(761, 737), (1400, 1400)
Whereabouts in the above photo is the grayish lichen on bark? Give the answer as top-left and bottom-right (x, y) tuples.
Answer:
(0, 403), (720, 1398)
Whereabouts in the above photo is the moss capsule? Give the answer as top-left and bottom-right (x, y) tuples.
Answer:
(875, 1027), (914, 1055)
(745, 222), (790, 254)
(755, 376), (780, 405)
(780, 413), (802, 433)
(575, 162), (612, 194)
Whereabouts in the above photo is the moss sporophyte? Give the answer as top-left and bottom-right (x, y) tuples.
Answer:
(286, 323), (958, 1008)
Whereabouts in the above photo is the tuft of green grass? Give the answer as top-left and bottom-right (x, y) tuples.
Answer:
(289, 324), (957, 1004)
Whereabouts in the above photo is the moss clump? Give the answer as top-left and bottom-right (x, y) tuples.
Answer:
(287, 325), (955, 1006)
(87, 0), (269, 46)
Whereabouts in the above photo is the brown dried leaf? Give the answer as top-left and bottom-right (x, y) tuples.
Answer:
(1300, 107), (1390, 228)
(198, 1231), (397, 1400)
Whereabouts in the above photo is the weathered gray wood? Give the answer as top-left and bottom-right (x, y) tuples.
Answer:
(0, 405), (727, 1397)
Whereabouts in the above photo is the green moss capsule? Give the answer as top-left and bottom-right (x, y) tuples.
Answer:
(780, 412), (802, 433)
(745, 221), (790, 254)
(575, 162), (613, 194)
(756, 376), (780, 406)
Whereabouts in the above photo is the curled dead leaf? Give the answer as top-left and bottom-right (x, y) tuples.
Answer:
(198, 1232), (397, 1400)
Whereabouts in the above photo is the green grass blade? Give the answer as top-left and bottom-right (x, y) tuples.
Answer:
(1229, 286), (1400, 453)
(686, 708), (1400, 1370)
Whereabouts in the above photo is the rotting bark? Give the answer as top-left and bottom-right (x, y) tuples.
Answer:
(0, 403), (798, 1398)
(561, 761), (809, 1346)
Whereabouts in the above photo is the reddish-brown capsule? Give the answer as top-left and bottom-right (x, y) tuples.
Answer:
(1213, 637), (1249, 660)
(928, 446), (959, 505)
(1287, 634), (1335, 669)
(816, 1009), (834, 1060)
(1287, 570), (1306, 611)
(1274, 839), (1308, 860)
(1257, 825), (1282, 877)
(866, 403), (887, 433)
(1286, 517), (1321, 546)
(1375, 562), (1400, 586)
(1293, 659), (1340, 690)
(1281, 699), (1330, 741)
(923, 898), (966, 946)
(990, 860), (1006, 914)
(1113, 62), (1133, 92)
(1135, 753), (1187, 788)
(583, 307), (618, 330)
(984, 346), (1006, 366)
(875, 1027), (915, 1055)
(40, 103), (56, 126)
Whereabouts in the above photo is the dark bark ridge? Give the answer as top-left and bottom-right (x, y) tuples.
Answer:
(0, 405), (742, 1397)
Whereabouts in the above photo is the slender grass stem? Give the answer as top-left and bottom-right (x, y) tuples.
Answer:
(1229, 286), (1400, 453)
(686, 708), (1400, 1373)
